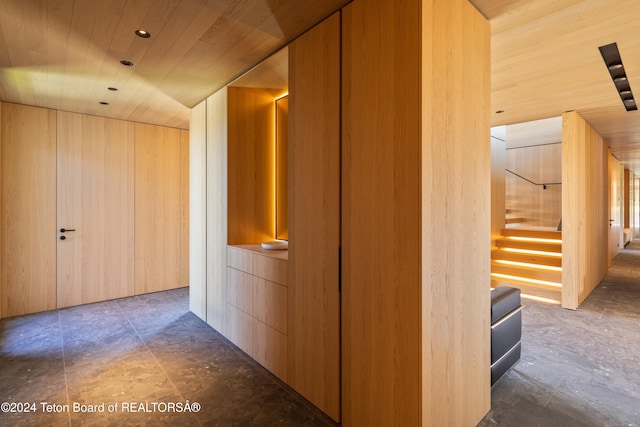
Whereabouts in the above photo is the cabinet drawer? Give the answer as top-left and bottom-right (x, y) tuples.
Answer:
(226, 304), (254, 355)
(253, 277), (288, 334)
(227, 246), (253, 272)
(254, 320), (288, 382)
(226, 267), (253, 314)
(254, 254), (288, 286)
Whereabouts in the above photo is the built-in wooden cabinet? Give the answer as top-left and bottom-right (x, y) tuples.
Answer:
(190, 12), (342, 422)
(0, 102), (189, 318)
(190, 2), (491, 425)
(226, 245), (288, 381)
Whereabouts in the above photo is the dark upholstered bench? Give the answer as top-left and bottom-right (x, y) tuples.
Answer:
(491, 286), (523, 386)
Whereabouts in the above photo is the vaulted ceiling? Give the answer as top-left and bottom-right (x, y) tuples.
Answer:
(2, 0), (640, 172)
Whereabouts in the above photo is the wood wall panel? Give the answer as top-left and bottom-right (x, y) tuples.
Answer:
(227, 87), (280, 245)
(491, 135), (506, 248)
(57, 111), (135, 307)
(289, 12), (341, 422)
(562, 111), (609, 309)
(343, 0), (422, 423)
(134, 123), (182, 294)
(421, 0), (491, 424)
(206, 88), (229, 333)
(1, 103), (57, 317)
(181, 129), (190, 286)
(189, 100), (207, 320)
(505, 143), (562, 227)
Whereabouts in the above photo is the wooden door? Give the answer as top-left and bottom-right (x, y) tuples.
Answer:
(1, 103), (57, 317)
(608, 151), (622, 265)
(56, 112), (134, 307)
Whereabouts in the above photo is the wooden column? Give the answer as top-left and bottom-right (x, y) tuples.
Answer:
(421, 0), (491, 424)
(561, 111), (609, 309)
(342, 0), (490, 425)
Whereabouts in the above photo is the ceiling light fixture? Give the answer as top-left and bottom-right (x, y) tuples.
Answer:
(599, 42), (637, 111)
(496, 110), (504, 114)
(107, 87), (118, 91)
(120, 60), (134, 67)
(99, 101), (109, 105)
(135, 29), (151, 38)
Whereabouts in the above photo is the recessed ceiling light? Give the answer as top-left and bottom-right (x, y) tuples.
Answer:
(135, 29), (151, 38)
(599, 42), (638, 112)
(120, 60), (134, 67)
(107, 87), (118, 91)
(99, 101), (109, 105)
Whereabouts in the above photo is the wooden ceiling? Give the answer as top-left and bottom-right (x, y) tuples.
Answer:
(0, 0), (347, 129)
(2, 0), (640, 172)
(471, 0), (640, 173)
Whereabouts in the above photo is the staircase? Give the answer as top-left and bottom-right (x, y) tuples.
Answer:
(505, 208), (527, 228)
(491, 228), (562, 303)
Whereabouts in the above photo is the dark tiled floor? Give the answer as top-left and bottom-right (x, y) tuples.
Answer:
(4, 245), (640, 427)
(0, 288), (336, 427)
(480, 241), (640, 427)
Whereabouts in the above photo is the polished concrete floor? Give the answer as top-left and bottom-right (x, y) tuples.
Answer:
(481, 240), (640, 426)
(2, 246), (640, 427)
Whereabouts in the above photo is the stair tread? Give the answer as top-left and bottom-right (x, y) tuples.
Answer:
(492, 249), (562, 267)
(490, 273), (562, 290)
(496, 238), (562, 253)
(491, 262), (562, 284)
(502, 228), (562, 240)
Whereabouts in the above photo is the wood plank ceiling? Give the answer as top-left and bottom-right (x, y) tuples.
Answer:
(2, 0), (640, 173)
(0, 0), (348, 129)
(471, 0), (640, 173)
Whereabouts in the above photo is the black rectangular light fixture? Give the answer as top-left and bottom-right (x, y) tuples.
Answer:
(599, 42), (637, 111)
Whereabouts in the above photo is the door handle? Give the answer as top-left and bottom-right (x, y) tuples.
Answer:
(60, 228), (76, 233)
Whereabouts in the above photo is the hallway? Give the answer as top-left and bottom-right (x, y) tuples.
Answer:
(2, 244), (640, 426)
(481, 240), (640, 426)
(0, 288), (335, 426)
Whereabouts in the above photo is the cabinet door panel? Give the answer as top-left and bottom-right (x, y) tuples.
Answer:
(288, 12), (341, 421)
